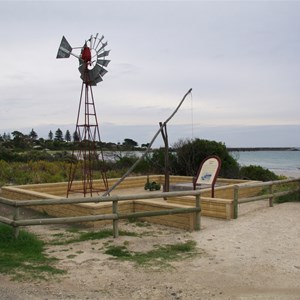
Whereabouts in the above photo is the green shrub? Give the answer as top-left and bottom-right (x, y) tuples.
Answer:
(172, 138), (240, 178)
(239, 165), (279, 181)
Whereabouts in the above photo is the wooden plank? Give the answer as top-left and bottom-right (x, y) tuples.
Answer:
(0, 216), (14, 225)
(14, 213), (117, 226)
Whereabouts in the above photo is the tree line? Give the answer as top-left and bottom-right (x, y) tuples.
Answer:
(0, 128), (142, 151)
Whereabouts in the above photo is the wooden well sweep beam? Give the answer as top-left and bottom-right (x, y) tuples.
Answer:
(102, 88), (193, 196)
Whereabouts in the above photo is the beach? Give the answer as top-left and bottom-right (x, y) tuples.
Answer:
(231, 150), (300, 179)
(274, 169), (300, 178)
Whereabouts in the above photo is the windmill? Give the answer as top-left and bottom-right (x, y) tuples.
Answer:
(56, 34), (111, 197)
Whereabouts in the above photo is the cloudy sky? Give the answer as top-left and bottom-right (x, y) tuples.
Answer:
(0, 0), (299, 148)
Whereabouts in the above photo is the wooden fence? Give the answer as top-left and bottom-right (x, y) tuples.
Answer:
(233, 178), (300, 218)
(0, 190), (202, 239)
(1, 178), (299, 238)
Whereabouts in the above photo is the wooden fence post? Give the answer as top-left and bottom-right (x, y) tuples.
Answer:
(233, 185), (239, 219)
(14, 207), (20, 239)
(195, 194), (201, 231)
(112, 200), (119, 238)
(269, 184), (274, 207)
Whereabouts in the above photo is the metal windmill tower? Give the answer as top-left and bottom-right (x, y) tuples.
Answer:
(56, 34), (111, 197)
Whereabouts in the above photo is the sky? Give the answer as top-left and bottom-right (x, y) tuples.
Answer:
(0, 0), (299, 148)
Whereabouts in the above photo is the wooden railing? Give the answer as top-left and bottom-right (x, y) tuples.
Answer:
(233, 178), (300, 218)
(1, 178), (298, 238)
(0, 190), (202, 239)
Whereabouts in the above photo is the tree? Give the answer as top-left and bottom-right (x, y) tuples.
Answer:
(54, 128), (64, 142)
(65, 130), (71, 142)
(73, 131), (79, 142)
(147, 148), (178, 174)
(11, 131), (29, 149)
(48, 130), (53, 141)
(173, 138), (240, 178)
(2, 132), (11, 141)
(122, 138), (138, 148)
(29, 128), (38, 140)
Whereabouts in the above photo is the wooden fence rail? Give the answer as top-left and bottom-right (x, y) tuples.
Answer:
(233, 178), (300, 219)
(0, 190), (202, 238)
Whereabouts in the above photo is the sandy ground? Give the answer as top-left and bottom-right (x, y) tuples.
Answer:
(0, 200), (300, 300)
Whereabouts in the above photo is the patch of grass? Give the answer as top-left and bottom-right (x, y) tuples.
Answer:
(49, 229), (139, 245)
(126, 219), (151, 228)
(59, 248), (70, 252)
(135, 221), (151, 227)
(105, 240), (198, 268)
(0, 224), (65, 280)
(127, 217), (137, 223)
(51, 233), (65, 237)
(49, 229), (139, 246)
(105, 245), (132, 257)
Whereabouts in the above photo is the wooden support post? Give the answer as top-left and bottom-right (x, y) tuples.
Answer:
(14, 207), (20, 239)
(159, 122), (170, 194)
(112, 201), (119, 238)
(233, 185), (239, 219)
(195, 194), (201, 230)
(269, 184), (274, 207)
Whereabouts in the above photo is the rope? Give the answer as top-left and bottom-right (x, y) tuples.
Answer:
(190, 90), (194, 140)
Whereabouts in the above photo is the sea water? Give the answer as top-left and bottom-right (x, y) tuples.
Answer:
(230, 150), (300, 178)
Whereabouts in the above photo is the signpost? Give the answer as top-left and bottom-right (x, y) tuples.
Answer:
(193, 156), (221, 197)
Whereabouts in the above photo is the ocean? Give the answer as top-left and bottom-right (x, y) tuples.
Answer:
(230, 150), (300, 178)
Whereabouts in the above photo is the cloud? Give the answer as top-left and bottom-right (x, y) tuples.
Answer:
(0, 1), (299, 147)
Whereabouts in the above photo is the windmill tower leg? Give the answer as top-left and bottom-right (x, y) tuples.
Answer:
(67, 81), (109, 197)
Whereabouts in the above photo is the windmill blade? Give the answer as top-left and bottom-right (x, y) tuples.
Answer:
(93, 75), (103, 85)
(56, 36), (72, 58)
(97, 42), (108, 54)
(78, 62), (88, 75)
(96, 64), (108, 77)
(97, 50), (110, 58)
(92, 33), (99, 49)
(96, 59), (110, 67)
(89, 35), (93, 49)
(95, 35), (104, 51)
(88, 64), (101, 82)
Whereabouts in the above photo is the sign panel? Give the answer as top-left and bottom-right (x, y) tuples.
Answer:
(196, 156), (221, 185)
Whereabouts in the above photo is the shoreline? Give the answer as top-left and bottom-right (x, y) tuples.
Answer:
(272, 169), (300, 178)
(227, 147), (299, 151)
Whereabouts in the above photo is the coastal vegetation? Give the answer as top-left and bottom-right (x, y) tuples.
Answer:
(0, 129), (281, 187)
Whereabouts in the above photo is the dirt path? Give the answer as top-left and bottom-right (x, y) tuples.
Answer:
(0, 201), (299, 299)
